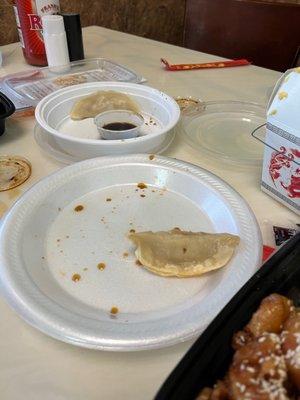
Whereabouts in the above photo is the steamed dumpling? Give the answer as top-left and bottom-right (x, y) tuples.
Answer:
(70, 90), (139, 120)
(129, 229), (240, 277)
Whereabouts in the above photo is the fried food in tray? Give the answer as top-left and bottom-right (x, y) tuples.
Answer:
(197, 293), (300, 400)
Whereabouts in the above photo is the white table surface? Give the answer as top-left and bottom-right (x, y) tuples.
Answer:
(0, 26), (298, 400)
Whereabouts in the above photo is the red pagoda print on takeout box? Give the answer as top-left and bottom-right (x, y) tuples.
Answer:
(261, 68), (300, 215)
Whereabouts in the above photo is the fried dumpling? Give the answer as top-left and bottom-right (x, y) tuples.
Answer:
(128, 230), (240, 277)
(70, 90), (139, 120)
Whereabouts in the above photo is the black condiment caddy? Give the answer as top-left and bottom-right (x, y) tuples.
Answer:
(0, 92), (15, 136)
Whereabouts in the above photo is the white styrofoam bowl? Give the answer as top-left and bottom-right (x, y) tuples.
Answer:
(35, 82), (180, 158)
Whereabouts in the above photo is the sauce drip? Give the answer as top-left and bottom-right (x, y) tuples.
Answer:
(72, 274), (81, 282)
(97, 263), (106, 271)
(137, 182), (147, 189)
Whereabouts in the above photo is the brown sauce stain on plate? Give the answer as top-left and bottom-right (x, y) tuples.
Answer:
(137, 182), (147, 189)
(72, 273), (81, 282)
(97, 262), (106, 270)
(110, 306), (119, 315)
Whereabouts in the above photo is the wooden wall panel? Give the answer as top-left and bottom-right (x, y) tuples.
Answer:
(184, 0), (300, 71)
(0, 0), (186, 46)
(0, 1), (18, 46)
(245, 0), (300, 3)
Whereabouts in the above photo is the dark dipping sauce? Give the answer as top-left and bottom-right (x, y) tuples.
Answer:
(103, 122), (136, 131)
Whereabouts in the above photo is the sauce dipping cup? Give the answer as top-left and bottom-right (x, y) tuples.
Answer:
(94, 110), (144, 140)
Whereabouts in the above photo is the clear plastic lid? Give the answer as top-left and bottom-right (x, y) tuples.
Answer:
(180, 100), (267, 166)
(0, 58), (144, 111)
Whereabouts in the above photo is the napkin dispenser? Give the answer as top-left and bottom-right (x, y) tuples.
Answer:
(261, 68), (300, 215)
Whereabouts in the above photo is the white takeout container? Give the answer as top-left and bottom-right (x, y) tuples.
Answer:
(35, 82), (180, 158)
(261, 68), (300, 215)
(94, 110), (144, 140)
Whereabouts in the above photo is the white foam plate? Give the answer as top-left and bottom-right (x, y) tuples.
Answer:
(0, 155), (262, 350)
(34, 124), (176, 165)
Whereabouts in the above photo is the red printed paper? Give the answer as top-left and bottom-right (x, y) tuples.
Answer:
(161, 58), (251, 71)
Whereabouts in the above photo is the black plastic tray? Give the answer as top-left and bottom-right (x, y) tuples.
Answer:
(156, 233), (300, 400)
(0, 92), (15, 136)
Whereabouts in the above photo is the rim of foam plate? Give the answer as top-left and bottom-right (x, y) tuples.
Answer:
(35, 82), (181, 146)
